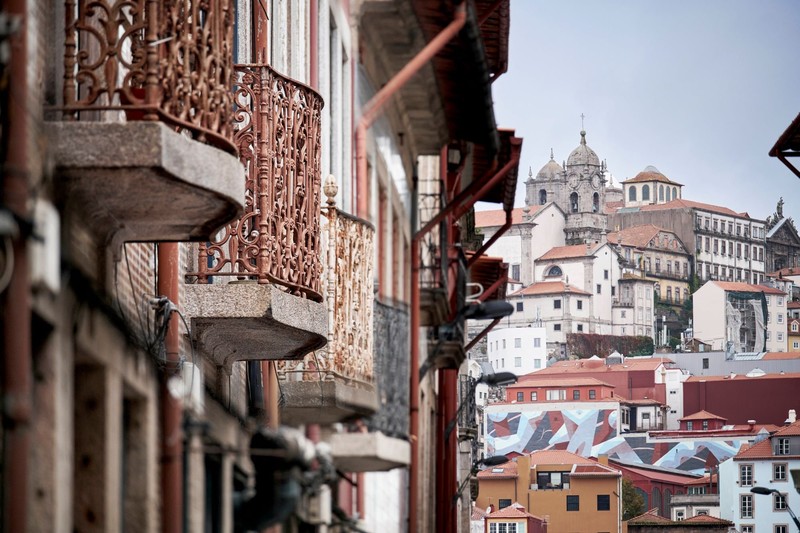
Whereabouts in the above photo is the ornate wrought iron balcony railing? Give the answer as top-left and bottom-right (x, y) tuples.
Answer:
(60, 0), (236, 152)
(277, 185), (375, 402)
(368, 300), (410, 439)
(191, 65), (324, 301)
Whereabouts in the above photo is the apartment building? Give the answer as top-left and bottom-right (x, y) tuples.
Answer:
(719, 418), (800, 533)
(476, 451), (622, 533)
(486, 326), (548, 376)
(693, 280), (788, 352)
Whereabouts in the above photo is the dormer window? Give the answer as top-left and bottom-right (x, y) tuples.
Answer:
(776, 437), (790, 455)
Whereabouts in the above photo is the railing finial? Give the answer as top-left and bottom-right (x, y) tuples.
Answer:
(324, 174), (338, 207)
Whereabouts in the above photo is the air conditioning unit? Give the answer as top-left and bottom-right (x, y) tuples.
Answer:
(530, 484), (538, 490)
(563, 482), (570, 489)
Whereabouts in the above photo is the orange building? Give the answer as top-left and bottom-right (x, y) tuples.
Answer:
(477, 450), (622, 533)
(483, 503), (548, 533)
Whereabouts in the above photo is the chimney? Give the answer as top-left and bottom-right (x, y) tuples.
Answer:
(747, 420), (756, 431)
(597, 454), (609, 465)
(790, 409), (797, 424)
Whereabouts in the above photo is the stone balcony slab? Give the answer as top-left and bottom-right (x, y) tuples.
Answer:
(48, 121), (245, 246)
(279, 379), (378, 426)
(184, 282), (327, 367)
(329, 431), (410, 472)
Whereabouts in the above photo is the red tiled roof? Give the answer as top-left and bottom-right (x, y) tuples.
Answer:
(679, 410), (727, 422)
(788, 301), (800, 309)
(476, 461), (518, 479)
(607, 224), (662, 248)
(611, 462), (702, 485)
(537, 243), (602, 261)
(474, 205), (543, 227)
(471, 507), (488, 520)
(627, 509), (671, 524)
(511, 376), (615, 389)
(486, 504), (538, 520)
(685, 372), (800, 383)
(770, 267), (800, 278)
(570, 463), (621, 477)
(735, 420), (800, 459)
(509, 281), (592, 297)
(622, 169), (682, 186)
(535, 357), (673, 375)
(684, 514), (732, 525)
(526, 449), (597, 466)
(684, 473), (717, 486)
(612, 198), (750, 218)
(709, 281), (786, 295)
(762, 351), (800, 360)
(604, 200), (624, 215)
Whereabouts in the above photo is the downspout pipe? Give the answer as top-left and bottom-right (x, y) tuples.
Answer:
(355, 2), (467, 219)
(158, 243), (184, 533)
(2, 2), (30, 530)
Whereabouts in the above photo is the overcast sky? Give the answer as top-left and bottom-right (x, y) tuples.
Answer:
(489, 1), (800, 221)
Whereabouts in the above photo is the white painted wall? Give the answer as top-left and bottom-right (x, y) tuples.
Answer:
(486, 327), (548, 376)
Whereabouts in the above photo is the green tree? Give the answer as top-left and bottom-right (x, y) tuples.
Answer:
(622, 477), (645, 520)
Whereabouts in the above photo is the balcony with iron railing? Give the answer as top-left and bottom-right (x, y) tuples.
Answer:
(184, 64), (327, 366)
(329, 299), (411, 472)
(47, 0), (245, 245)
(275, 184), (378, 424)
(457, 375), (479, 440)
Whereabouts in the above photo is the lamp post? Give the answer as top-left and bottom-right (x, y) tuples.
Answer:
(452, 455), (509, 505)
(750, 487), (800, 531)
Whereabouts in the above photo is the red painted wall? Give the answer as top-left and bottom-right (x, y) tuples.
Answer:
(683, 377), (800, 425)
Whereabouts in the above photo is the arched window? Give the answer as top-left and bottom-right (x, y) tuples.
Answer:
(659, 184), (664, 201)
(593, 192), (600, 213)
(673, 186), (678, 199)
(642, 185), (650, 201)
(570, 192), (579, 213)
(666, 187), (671, 202)
(545, 265), (563, 277)
(629, 186), (637, 202)
(539, 189), (547, 205)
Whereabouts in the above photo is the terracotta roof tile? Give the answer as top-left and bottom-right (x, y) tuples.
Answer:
(789, 301), (800, 309)
(511, 376), (615, 389)
(477, 461), (518, 479)
(474, 205), (543, 227)
(684, 473), (717, 486)
(710, 281), (786, 295)
(613, 463), (701, 484)
(509, 281), (592, 297)
(770, 267), (800, 278)
(537, 243), (602, 261)
(679, 410), (727, 422)
(735, 421), (800, 459)
(604, 200), (624, 215)
(762, 351), (800, 360)
(622, 169), (683, 186)
(486, 504), (537, 520)
(683, 514), (732, 524)
(570, 463), (621, 477)
(526, 449), (598, 466)
(612, 198), (750, 218)
(606, 225), (662, 248)
(627, 509), (671, 524)
(471, 507), (488, 520)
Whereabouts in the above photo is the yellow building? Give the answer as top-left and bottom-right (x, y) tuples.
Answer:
(476, 450), (622, 533)
(788, 317), (800, 351)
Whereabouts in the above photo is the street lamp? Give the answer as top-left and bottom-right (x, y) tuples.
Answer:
(452, 454), (509, 505)
(750, 486), (800, 531)
(444, 371), (518, 441)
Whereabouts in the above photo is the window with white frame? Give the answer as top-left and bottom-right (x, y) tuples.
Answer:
(739, 464), (753, 486)
(740, 494), (753, 518)
(776, 437), (790, 455)
(778, 313), (784, 324)
(515, 357), (522, 368)
(774, 463), (788, 481)
(514, 338), (522, 348)
(741, 526), (753, 533)
(774, 492), (788, 511)
(775, 526), (788, 533)
(546, 389), (567, 401)
(489, 523), (517, 533)
(534, 338), (541, 348)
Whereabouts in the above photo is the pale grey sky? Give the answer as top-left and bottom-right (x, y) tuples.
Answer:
(490, 0), (800, 221)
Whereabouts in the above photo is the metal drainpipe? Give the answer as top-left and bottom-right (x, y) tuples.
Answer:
(2, 1), (30, 530)
(158, 243), (183, 533)
(355, 2), (467, 219)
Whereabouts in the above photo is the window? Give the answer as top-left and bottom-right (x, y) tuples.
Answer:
(534, 359), (541, 369)
(554, 299), (562, 309)
(775, 526), (788, 533)
(489, 524), (518, 533)
(779, 313), (784, 324)
(502, 339), (506, 348)
(774, 492), (788, 511)
(621, 310), (626, 318)
(546, 389), (567, 400)
(546, 265), (563, 277)
(573, 390), (580, 400)
(534, 338), (541, 348)
(629, 187), (637, 201)
(779, 297), (785, 306)
(596, 284), (602, 294)
(577, 300), (583, 310)
(702, 420), (708, 430)
(741, 526), (753, 533)
(740, 494), (753, 518)
(659, 184), (664, 201)
(554, 324), (561, 332)
(589, 389), (596, 399)
(778, 332), (784, 342)
(705, 237), (710, 252)
(511, 264), (520, 281)
(570, 192), (579, 213)
(514, 338), (522, 348)
(516, 392), (524, 402)
(721, 241), (726, 255)
(794, 342), (799, 349)
(675, 510), (685, 521)
(713, 239), (718, 254)
(687, 421), (693, 430)
(737, 243), (742, 258)
(740, 464), (753, 486)
(713, 220), (718, 232)
(566, 495), (580, 511)
(702, 358), (709, 369)
(515, 357), (522, 368)
(530, 392), (538, 401)
(577, 324), (583, 332)
(498, 499), (512, 510)
(604, 269), (609, 280)
(775, 463), (788, 481)
(776, 438), (790, 455)
(539, 189), (547, 205)
(642, 184), (650, 201)
(655, 258), (661, 272)
(538, 471), (570, 489)
(597, 494), (610, 511)
(516, 302), (523, 312)
(593, 192), (600, 213)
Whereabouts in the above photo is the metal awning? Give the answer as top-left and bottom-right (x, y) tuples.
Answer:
(770, 112), (800, 179)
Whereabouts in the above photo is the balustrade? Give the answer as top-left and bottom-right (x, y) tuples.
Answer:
(61, 0), (236, 151)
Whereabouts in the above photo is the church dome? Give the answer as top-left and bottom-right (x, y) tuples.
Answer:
(566, 130), (600, 167)
(536, 150), (563, 181)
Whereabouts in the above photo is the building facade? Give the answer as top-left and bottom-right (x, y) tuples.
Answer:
(486, 326), (548, 376)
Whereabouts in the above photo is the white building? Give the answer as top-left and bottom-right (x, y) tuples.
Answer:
(474, 202), (566, 286)
(693, 280), (788, 353)
(486, 326), (548, 376)
(719, 415), (800, 533)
